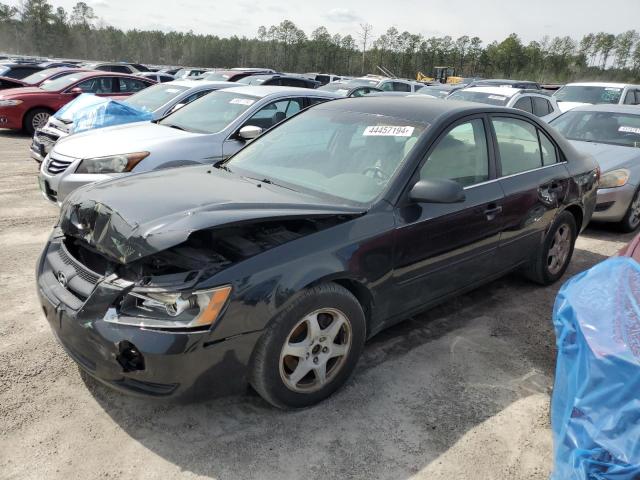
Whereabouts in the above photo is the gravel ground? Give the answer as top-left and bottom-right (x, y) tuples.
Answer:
(0, 130), (633, 480)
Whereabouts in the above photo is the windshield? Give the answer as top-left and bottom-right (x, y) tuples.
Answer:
(317, 83), (350, 95)
(551, 110), (640, 148)
(448, 90), (510, 106)
(237, 76), (268, 85)
(39, 74), (86, 91)
(416, 87), (451, 98)
(346, 78), (380, 87)
(124, 84), (189, 111)
(202, 72), (233, 81)
(21, 69), (60, 85)
(554, 85), (623, 104)
(158, 90), (257, 133)
(225, 108), (427, 203)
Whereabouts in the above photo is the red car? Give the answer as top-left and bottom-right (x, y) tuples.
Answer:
(0, 71), (155, 134)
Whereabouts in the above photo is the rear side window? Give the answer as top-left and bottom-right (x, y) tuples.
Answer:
(624, 90), (639, 105)
(513, 96), (533, 114)
(392, 82), (412, 92)
(420, 119), (489, 187)
(532, 97), (553, 116)
(493, 117), (559, 175)
(118, 78), (148, 93)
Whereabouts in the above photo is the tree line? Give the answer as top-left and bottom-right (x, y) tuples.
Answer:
(1, 0), (639, 83)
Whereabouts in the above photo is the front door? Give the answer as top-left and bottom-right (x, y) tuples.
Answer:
(392, 117), (505, 315)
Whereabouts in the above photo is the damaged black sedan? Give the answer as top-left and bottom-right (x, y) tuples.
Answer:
(37, 97), (598, 408)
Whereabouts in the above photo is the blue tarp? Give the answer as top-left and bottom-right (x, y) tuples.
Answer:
(54, 93), (153, 134)
(552, 256), (640, 479)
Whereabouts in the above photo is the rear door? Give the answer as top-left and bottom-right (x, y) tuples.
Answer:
(490, 114), (570, 269)
(392, 116), (505, 313)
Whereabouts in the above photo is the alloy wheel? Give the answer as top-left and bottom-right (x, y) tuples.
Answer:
(628, 192), (640, 229)
(547, 223), (571, 275)
(279, 308), (352, 393)
(32, 112), (50, 130)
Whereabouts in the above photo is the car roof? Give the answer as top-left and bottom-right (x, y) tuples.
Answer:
(314, 96), (510, 124)
(218, 85), (339, 98)
(458, 86), (520, 97)
(566, 104), (640, 114)
(565, 82), (633, 88)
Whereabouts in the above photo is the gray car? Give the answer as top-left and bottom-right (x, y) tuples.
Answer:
(38, 86), (340, 205)
(550, 104), (640, 231)
(31, 79), (237, 162)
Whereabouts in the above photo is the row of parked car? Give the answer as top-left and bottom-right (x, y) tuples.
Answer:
(6, 58), (637, 407)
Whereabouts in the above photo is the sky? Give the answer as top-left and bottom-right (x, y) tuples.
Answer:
(7, 0), (640, 43)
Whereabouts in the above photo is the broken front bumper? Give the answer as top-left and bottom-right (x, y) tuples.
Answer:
(36, 239), (261, 399)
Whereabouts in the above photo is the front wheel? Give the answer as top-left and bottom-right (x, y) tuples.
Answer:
(24, 108), (52, 135)
(618, 187), (640, 233)
(524, 211), (577, 285)
(248, 283), (366, 409)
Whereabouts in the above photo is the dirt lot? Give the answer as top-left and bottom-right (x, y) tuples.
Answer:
(0, 129), (632, 480)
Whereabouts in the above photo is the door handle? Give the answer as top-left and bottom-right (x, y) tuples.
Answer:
(484, 205), (503, 221)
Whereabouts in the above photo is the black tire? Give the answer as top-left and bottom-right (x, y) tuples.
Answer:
(248, 283), (366, 409)
(24, 108), (52, 135)
(618, 187), (640, 233)
(524, 211), (577, 286)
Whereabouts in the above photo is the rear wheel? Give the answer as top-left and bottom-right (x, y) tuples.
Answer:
(524, 211), (577, 285)
(618, 187), (640, 233)
(248, 283), (366, 409)
(24, 108), (52, 135)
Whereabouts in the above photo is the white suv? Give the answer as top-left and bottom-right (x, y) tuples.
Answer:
(553, 82), (640, 112)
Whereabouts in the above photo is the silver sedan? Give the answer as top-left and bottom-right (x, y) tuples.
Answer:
(550, 104), (640, 231)
(38, 86), (340, 205)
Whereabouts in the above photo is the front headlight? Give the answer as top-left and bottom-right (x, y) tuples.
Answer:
(107, 285), (232, 330)
(599, 168), (630, 189)
(0, 99), (23, 107)
(75, 151), (149, 174)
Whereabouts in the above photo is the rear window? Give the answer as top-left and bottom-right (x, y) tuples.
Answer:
(449, 90), (510, 106)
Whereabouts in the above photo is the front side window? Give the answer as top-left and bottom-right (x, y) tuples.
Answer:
(624, 90), (639, 105)
(244, 98), (303, 130)
(118, 78), (148, 93)
(551, 110), (640, 148)
(493, 118), (542, 175)
(226, 108), (427, 203)
(75, 77), (114, 94)
(513, 97), (533, 114)
(393, 82), (412, 92)
(420, 119), (489, 187)
(533, 97), (553, 116)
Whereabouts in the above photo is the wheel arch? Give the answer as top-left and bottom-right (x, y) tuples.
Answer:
(563, 203), (584, 232)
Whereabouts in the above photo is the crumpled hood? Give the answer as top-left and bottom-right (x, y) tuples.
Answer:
(569, 140), (640, 174)
(60, 165), (364, 263)
(53, 121), (195, 158)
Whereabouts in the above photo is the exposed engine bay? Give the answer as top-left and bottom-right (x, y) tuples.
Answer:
(63, 216), (351, 286)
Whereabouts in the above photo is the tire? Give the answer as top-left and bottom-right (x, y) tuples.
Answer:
(618, 187), (640, 233)
(24, 108), (52, 135)
(248, 283), (366, 409)
(524, 211), (577, 286)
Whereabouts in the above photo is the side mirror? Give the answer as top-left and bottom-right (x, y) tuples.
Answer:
(69, 87), (83, 95)
(238, 125), (263, 141)
(409, 178), (465, 204)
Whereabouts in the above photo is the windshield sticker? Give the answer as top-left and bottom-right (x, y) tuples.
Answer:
(620, 126), (640, 135)
(229, 98), (255, 106)
(488, 95), (507, 101)
(363, 126), (415, 137)
(605, 87), (622, 91)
